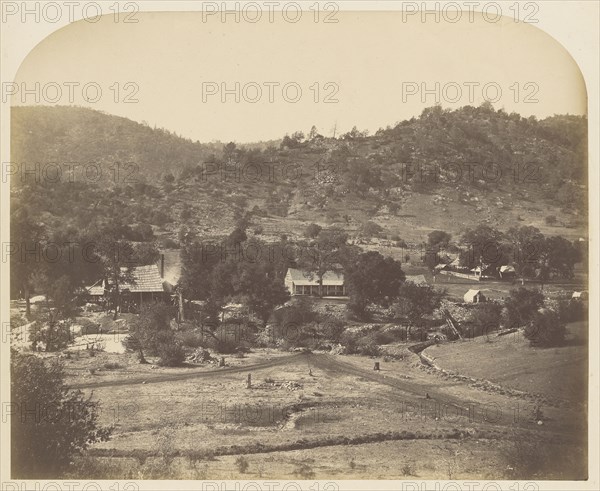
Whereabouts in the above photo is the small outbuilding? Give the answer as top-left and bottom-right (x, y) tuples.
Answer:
(499, 265), (516, 279)
(464, 289), (486, 303)
(572, 291), (588, 301)
(405, 274), (428, 286)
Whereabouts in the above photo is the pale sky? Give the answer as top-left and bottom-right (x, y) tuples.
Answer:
(13, 11), (587, 143)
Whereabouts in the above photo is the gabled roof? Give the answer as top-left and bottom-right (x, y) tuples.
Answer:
(118, 265), (165, 293)
(464, 289), (483, 300)
(86, 279), (104, 296)
(286, 268), (344, 286)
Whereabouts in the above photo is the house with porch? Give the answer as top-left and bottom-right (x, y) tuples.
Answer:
(285, 268), (346, 297)
(85, 264), (167, 309)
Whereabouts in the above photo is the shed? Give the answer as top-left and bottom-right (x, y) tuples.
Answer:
(464, 289), (486, 303)
(499, 265), (516, 279)
(572, 291), (588, 301)
(405, 274), (427, 286)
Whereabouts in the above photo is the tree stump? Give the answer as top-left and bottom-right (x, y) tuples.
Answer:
(373, 362), (380, 371)
(247, 373), (252, 389)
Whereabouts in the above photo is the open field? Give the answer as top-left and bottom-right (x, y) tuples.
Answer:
(55, 339), (587, 480)
(422, 322), (588, 403)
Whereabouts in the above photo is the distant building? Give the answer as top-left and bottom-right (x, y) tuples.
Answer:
(405, 274), (427, 286)
(464, 289), (486, 303)
(470, 264), (496, 279)
(285, 268), (346, 297)
(572, 291), (588, 301)
(499, 265), (516, 279)
(86, 264), (166, 306)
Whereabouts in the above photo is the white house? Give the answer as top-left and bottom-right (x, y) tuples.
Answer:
(284, 268), (346, 297)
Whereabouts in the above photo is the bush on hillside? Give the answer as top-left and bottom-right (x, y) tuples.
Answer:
(524, 310), (566, 347)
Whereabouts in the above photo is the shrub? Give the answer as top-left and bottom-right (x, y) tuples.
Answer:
(304, 223), (322, 238)
(293, 462), (316, 479)
(556, 299), (587, 323)
(180, 207), (192, 220)
(545, 215), (557, 226)
(103, 362), (123, 370)
(235, 456), (249, 474)
(128, 302), (177, 363)
(408, 327), (428, 342)
(466, 303), (502, 339)
(401, 462), (416, 476)
(359, 221), (384, 238)
(321, 318), (346, 342)
(339, 331), (383, 356)
(340, 331), (358, 354)
(524, 310), (566, 347)
(156, 335), (185, 366)
(201, 326), (248, 354)
(29, 320), (72, 352)
(357, 342), (381, 357)
(177, 330), (205, 349)
(11, 350), (112, 477)
(503, 288), (544, 329)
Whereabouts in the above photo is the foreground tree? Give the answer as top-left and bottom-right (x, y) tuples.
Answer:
(392, 283), (444, 330)
(460, 224), (507, 270)
(298, 227), (351, 297)
(11, 350), (112, 477)
(234, 257), (290, 326)
(503, 288), (544, 329)
(505, 225), (545, 279)
(427, 230), (452, 251)
(524, 309), (566, 347)
(345, 251), (405, 318)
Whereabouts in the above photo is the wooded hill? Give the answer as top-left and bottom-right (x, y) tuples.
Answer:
(11, 104), (587, 246)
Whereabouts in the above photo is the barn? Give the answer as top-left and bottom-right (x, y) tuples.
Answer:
(284, 268), (346, 297)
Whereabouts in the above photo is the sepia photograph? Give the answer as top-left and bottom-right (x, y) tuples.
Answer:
(0, 1), (598, 489)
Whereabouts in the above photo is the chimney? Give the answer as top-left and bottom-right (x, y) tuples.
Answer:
(160, 254), (165, 278)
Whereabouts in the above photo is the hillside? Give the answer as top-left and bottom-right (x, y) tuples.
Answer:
(10, 104), (587, 247)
